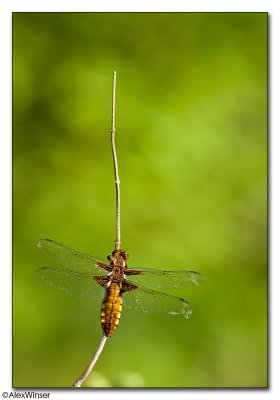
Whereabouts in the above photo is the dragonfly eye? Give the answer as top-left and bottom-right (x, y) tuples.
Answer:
(122, 251), (129, 260)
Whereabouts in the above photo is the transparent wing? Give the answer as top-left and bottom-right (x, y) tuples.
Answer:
(122, 283), (192, 319)
(126, 268), (205, 289)
(35, 267), (105, 302)
(38, 239), (108, 274)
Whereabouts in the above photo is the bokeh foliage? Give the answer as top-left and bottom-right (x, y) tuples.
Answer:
(13, 12), (267, 388)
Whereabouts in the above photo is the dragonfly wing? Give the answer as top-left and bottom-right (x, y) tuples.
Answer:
(38, 239), (109, 274)
(35, 267), (105, 302)
(126, 268), (205, 289)
(122, 283), (192, 319)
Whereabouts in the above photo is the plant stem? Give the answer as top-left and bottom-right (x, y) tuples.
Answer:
(72, 71), (120, 388)
(111, 71), (121, 250)
(72, 334), (108, 387)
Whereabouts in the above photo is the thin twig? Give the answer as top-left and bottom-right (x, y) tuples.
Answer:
(72, 334), (108, 387)
(111, 71), (121, 250)
(72, 72), (120, 388)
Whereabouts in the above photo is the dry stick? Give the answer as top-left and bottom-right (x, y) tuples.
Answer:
(72, 334), (108, 387)
(72, 71), (119, 387)
(111, 71), (121, 250)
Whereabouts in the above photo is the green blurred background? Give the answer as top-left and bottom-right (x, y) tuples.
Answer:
(13, 13), (267, 388)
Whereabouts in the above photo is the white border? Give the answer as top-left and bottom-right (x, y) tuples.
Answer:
(1, 1), (278, 400)
(0, 0), (273, 13)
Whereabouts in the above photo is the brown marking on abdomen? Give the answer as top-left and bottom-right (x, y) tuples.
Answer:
(101, 282), (122, 337)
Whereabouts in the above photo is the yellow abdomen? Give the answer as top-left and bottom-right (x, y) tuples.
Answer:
(101, 283), (122, 337)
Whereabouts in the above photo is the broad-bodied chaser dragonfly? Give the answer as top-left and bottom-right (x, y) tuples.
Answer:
(36, 238), (204, 337)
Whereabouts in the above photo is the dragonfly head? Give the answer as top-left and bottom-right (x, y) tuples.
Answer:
(108, 249), (129, 267)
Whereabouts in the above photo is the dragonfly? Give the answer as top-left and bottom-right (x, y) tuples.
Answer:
(36, 238), (205, 337)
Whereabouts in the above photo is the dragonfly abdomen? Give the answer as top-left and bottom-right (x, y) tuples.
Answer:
(101, 282), (122, 337)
